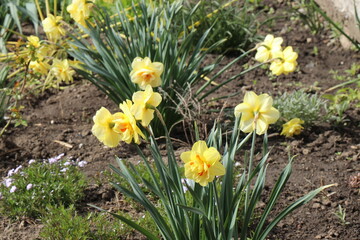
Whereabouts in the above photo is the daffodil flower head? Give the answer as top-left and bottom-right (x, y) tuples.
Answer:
(27, 36), (41, 49)
(92, 107), (122, 147)
(131, 85), (162, 126)
(67, 0), (94, 27)
(234, 91), (280, 135)
(130, 57), (164, 90)
(180, 141), (225, 187)
(255, 34), (283, 63)
(269, 46), (298, 76)
(51, 59), (75, 84)
(37, 44), (56, 61)
(42, 14), (66, 42)
(113, 100), (145, 144)
(281, 118), (304, 138)
(29, 60), (50, 75)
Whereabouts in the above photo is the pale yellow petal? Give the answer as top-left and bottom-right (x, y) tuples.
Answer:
(240, 118), (255, 133)
(203, 147), (221, 165)
(283, 62), (297, 73)
(181, 151), (192, 163)
(271, 49), (283, 60)
(258, 94), (272, 112)
(263, 34), (274, 47)
(130, 102), (144, 120)
(255, 116), (269, 135)
(148, 92), (162, 107)
(141, 109), (155, 126)
(270, 61), (283, 76)
(198, 178), (209, 187)
(93, 107), (112, 125)
(152, 62), (164, 73)
(91, 124), (120, 147)
(234, 103), (252, 117)
(255, 47), (270, 62)
(261, 107), (280, 124)
(283, 47), (298, 63)
(272, 37), (283, 48)
(243, 91), (260, 110)
(210, 162), (225, 176)
(192, 141), (208, 154)
(132, 91), (145, 104)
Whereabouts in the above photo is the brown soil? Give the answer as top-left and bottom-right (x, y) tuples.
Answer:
(1, 1), (360, 239)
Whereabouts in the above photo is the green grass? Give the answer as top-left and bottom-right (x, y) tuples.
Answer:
(40, 205), (135, 240)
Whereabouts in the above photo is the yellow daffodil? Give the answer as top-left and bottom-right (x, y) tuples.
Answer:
(269, 46), (298, 76)
(181, 141), (225, 187)
(51, 59), (75, 84)
(37, 45), (56, 61)
(42, 14), (66, 42)
(234, 91), (280, 135)
(29, 60), (50, 75)
(131, 85), (162, 126)
(27, 36), (41, 48)
(130, 57), (164, 89)
(67, 0), (94, 27)
(255, 34), (283, 63)
(113, 100), (145, 144)
(281, 118), (304, 137)
(92, 107), (122, 147)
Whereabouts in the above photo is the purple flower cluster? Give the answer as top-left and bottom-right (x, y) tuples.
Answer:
(48, 153), (65, 164)
(1, 154), (88, 199)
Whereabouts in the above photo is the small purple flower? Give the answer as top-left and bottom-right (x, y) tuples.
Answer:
(26, 184), (33, 190)
(14, 165), (22, 174)
(48, 153), (65, 164)
(7, 169), (15, 177)
(48, 157), (57, 164)
(28, 159), (36, 165)
(9, 186), (17, 193)
(60, 168), (68, 173)
(77, 161), (87, 168)
(63, 161), (72, 166)
(4, 178), (13, 187)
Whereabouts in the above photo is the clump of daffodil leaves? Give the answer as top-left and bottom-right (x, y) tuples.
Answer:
(90, 50), (332, 239)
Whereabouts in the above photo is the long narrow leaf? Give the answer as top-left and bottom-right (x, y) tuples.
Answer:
(89, 204), (160, 240)
(258, 184), (335, 240)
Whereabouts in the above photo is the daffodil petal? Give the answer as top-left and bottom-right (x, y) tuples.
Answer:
(203, 147), (221, 165)
(258, 94), (272, 112)
(192, 141), (208, 154)
(211, 162), (225, 176)
(261, 107), (280, 124)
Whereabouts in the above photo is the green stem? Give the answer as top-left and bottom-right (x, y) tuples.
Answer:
(212, 182), (225, 239)
(0, 118), (11, 137)
(323, 76), (360, 93)
(34, 0), (44, 21)
(54, 0), (57, 17)
(244, 130), (256, 235)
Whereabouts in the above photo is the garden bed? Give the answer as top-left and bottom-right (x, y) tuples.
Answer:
(1, 0), (359, 239)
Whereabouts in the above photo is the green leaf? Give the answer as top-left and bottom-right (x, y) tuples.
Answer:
(257, 184), (335, 240)
(20, 3), (39, 36)
(88, 204), (160, 240)
(7, 1), (22, 35)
